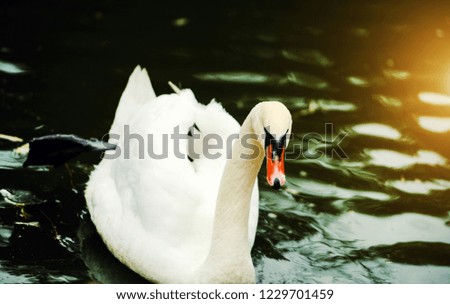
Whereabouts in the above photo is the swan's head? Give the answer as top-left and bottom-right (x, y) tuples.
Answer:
(252, 101), (292, 190)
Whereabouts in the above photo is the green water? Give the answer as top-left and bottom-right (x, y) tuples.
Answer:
(1, 0), (450, 283)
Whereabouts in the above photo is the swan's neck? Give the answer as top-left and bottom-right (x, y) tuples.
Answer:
(198, 111), (264, 283)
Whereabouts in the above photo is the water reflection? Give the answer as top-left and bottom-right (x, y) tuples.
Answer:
(0, 226), (13, 246)
(288, 177), (391, 202)
(373, 95), (403, 108)
(308, 99), (356, 113)
(347, 76), (370, 87)
(281, 49), (333, 67)
(0, 189), (45, 206)
(254, 208), (450, 283)
(418, 92), (450, 105)
(350, 28), (370, 37)
(194, 72), (271, 84)
(387, 179), (450, 195)
(382, 69), (410, 81)
(276, 98), (357, 113)
(77, 214), (147, 283)
(283, 72), (329, 90)
(0, 260), (88, 283)
(418, 116), (450, 133)
(328, 212), (450, 247)
(0, 134), (23, 143)
(364, 149), (447, 169)
(0, 151), (25, 170)
(0, 60), (25, 74)
(172, 17), (189, 27)
(351, 123), (402, 140)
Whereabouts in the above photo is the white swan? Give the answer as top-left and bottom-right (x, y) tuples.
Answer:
(85, 66), (292, 283)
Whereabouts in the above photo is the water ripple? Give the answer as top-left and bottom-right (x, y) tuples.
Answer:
(283, 72), (329, 90)
(387, 179), (450, 195)
(351, 123), (402, 140)
(194, 71), (272, 84)
(327, 212), (450, 247)
(365, 149), (447, 169)
(281, 49), (333, 67)
(288, 177), (391, 202)
(418, 92), (450, 105)
(418, 116), (450, 133)
(347, 76), (370, 87)
(382, 69), (410, 80)
(373, 94), (403, 107)
(0, 60), (26, 74)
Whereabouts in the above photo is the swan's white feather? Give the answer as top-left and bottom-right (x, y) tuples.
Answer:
(85, 66), (259, 283)
(109, 66), (157, 138)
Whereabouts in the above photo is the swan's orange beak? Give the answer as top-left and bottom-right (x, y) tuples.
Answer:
(266, 144), (286, 190)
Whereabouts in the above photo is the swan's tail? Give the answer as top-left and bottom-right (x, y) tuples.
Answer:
(19, 134), (115, 167)
(109, 65), (157, 138)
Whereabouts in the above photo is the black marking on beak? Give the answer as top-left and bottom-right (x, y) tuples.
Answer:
(264, 127), (288, 159)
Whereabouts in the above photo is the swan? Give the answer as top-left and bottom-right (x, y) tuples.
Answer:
(85, 66), (292, 283)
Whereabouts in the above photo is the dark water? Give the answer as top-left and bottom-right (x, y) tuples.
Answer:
(1, 0), (450, 283)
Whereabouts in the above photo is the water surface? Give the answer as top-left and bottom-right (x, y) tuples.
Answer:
(1, 0), (450, 283)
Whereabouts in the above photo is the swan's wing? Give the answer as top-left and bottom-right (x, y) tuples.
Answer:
(87, 90), (207, 280)
(109, 66), (157, 138)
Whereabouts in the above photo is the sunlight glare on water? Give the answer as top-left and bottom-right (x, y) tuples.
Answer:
(418, 116), (450, 133)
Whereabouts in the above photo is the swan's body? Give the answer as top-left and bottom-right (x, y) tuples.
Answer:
(85, 66), (292, 283)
